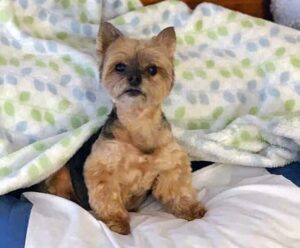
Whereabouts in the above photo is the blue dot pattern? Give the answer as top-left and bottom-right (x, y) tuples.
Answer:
(0, 0), (300, 195)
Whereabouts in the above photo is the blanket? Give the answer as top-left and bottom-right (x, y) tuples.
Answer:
(0, 0), (300, 194)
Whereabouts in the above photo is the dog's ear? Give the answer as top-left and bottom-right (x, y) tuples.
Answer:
(153, 27), (176, 57)
(97, 22), (123, 55)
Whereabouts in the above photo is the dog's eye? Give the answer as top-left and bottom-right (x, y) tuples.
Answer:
(147, 65), (157, 76)
(115, 63), (126, 73)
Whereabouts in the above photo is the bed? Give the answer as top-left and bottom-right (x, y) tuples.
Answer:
(1, 0), (300, 247)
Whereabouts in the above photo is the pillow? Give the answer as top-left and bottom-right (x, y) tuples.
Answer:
(271, 0), (300, 29)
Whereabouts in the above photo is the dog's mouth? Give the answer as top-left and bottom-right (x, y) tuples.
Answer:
(121, 88), (146, 97)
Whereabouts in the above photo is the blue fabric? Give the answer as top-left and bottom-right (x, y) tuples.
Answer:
(191, 161), (213, 172)
(0, 195), (32, 248)
(271, 0), (300, 30)
(268, 162), (300, 187)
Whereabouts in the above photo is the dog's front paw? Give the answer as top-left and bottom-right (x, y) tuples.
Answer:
(106, 218), (131, 235)
(189, 202), (206, 219)
(173, 201), (206, 221)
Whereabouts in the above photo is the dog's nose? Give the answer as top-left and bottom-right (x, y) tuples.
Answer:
(128, 74), (142, 87)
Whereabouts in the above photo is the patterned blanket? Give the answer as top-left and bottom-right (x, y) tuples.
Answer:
(0, 0), (299, 194)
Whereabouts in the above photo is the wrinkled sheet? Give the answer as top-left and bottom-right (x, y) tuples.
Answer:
(24, 164), (300, 248)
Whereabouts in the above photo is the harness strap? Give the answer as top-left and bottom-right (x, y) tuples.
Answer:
(68, 127), (102, 210)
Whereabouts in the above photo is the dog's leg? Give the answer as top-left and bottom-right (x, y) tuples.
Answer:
(45, 165), (74, 200)
(153, 148), (206, 220)
(84, 165), (130, 235)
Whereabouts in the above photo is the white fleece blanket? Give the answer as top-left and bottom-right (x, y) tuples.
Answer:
(24, 164), (300, 247)
(0, 0), (300, 194)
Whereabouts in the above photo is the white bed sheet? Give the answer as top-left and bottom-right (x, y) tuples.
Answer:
(24, 164), (300, 248)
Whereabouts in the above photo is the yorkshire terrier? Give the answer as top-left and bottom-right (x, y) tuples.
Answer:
(44, 22), (206, 235)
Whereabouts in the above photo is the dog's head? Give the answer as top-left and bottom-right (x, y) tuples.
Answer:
(97, 22), (176, 108)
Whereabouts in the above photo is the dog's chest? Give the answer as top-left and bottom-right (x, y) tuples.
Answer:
(132, 127), (166, 152)
(115, 122), (172, 154)
(120, 142), (181, 197)
(120, 153), (158, 208)
(87, 119), (182, 209)
(121, 152), (158, 190)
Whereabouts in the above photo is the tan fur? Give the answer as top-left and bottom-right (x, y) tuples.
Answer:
(46, 23), (205, 235)
(45, 165), (74, 200)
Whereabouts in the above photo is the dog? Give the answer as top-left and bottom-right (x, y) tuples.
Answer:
(44, 22), (206, 235)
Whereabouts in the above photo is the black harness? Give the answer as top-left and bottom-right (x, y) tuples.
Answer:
(68, 127), (102, 210)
